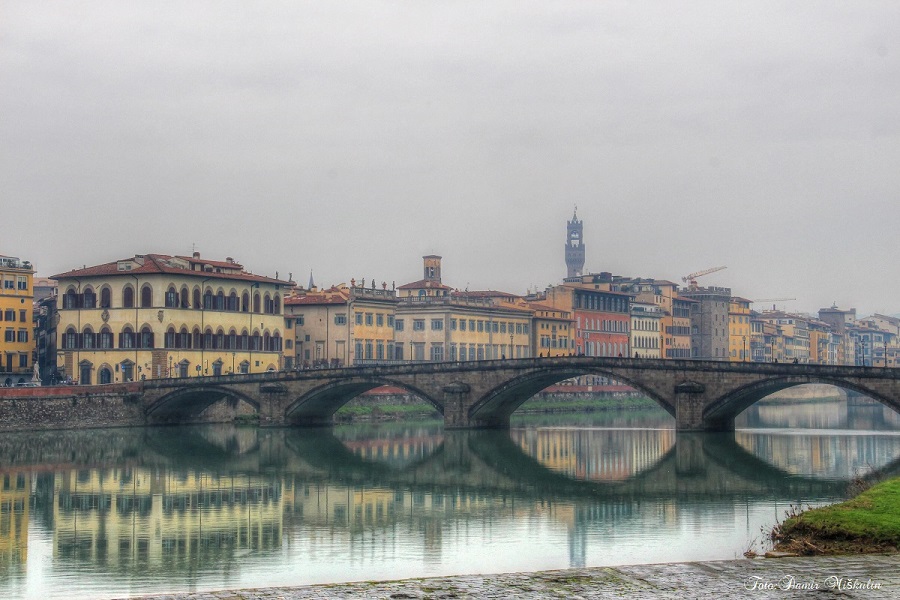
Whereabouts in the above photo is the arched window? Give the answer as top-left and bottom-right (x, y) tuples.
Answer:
(242, 292), (250, 312)
(120, 326), (134, 349)
(203, 288), (214, 310)
(240, 329), (249, 350)
(273, 331), (282, 352)
(123, 286), (134, 308)
(165, 326), (176, 349)
(63, 288), (79, 309)
(193, 288), (201, 309)
(165, 286), (178, 308)
(99, 367), (112, 384)
(273, 294), (281, 315)
(82, 287), (96, 309)
(82, 327), (95, 349)
(263, 331), (271, 351)
(215, 328), (225, 349)
(179, 326), (190, 349)
(204, 327), (213, 349)
(228, 328), (237, 350)
(141, 285), (152, 308)
(229, 291), (239, 311)
(100, 287), (112, 308)
(180, 286), (190, 308)
(192, 326), (202, 349)
(64, 326), (77, 349)
(253, 293), (261, 313)
(264, 294), (272, 314)
(216, 290), (225, 311)
(140, 326), (154, 349)
(251, 331), (261, 351)
(99, 326), (113, 349)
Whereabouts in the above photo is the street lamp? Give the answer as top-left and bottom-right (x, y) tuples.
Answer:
(742, 336), (746, 362)
(510, 333), (514, 359)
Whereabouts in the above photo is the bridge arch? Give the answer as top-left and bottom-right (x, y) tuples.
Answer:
(285, 377), (443, 426)
(146, 385), (260, 423)
(468, 366), (675, 427)
(704, 375), (900, 426)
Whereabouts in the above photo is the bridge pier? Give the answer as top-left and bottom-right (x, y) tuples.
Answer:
(442, 382), (509, 429)
(674, 381), (734, 432)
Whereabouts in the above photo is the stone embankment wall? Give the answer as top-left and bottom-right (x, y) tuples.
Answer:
(0, 385), (145, 432)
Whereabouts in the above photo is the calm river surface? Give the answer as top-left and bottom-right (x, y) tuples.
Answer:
(2, 398), (899, 599)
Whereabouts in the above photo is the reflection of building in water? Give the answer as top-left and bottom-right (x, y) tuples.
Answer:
(511, 429), (675, 481)
(0, 471), (29, 573)
(53, 468), (282, 568)
(736, 432), (900, 479)
(340, 433), (444, 467)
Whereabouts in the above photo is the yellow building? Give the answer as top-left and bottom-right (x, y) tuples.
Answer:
(395, 256), (533, 361)
(0, 470), (29, 572)
(728, 297), (752, 362)
(52, 252), (292, 384)
(285, 281), (399, 367)
(1, 255), (35, 386)
(527, 302), (573, 357)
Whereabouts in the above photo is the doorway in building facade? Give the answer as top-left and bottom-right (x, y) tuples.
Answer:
(79, 362), (92, 385)
(99, 367), (112, 384)
(212, 360), (223, 377)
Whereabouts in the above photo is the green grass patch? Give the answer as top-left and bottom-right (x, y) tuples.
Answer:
(778, 477), (900, 550)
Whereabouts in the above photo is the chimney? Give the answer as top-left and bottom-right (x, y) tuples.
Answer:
(193, 251), (200, 259)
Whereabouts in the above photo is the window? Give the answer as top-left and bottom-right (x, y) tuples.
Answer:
(355, 312), (363, 325)
(19, 354), (27, 367)
(19, 309), (26, 322)
(459, 319), (466, 331)
(123, 286), (134, 308)
(335, 314), (347, 325)
(141, 286), (152, 308)
(450, 319), (457, 330)
(3, 278), (13, 290)
(365, 313), (373, 326)
(413, 319), (425, 331)
(477, 321), (484, 332)
(99, 328), (113, 349)
(17, 329), (28, 343)
(394, 319), (404, 331)
(431, 319), (443, 330)
(376, 313), (384, 327)
(296, 315), (305, 325)
(387, 315), (394, 327)
(431, 344), (444, 361)
(165, 288), (178, 308)
(82, 289), (96, 309)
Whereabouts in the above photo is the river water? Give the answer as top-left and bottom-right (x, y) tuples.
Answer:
(1, 398), (899, 599)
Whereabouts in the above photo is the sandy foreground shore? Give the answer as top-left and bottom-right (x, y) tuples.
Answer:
(127, 554), (900, 599)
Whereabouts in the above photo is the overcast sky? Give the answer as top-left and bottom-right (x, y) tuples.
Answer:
(2, 2), (898, 315)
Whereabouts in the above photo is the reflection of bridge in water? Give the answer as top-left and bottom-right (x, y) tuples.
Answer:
(5, 426), (900, 502)
(4, 424), (900, 582)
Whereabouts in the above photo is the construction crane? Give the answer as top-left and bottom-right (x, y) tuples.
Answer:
(752, 298), (796, 311)
(682, 266), (727, 289)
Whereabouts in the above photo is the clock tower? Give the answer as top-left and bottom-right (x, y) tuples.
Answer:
(565, 207), (585, 278)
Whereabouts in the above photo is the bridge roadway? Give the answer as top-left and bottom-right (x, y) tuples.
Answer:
(2, 357), (900, 431)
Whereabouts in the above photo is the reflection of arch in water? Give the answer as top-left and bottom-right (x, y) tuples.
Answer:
(281, 428), (443, 480)
(284, 377), (442, 425)
(469, 367), (675, 427)
(140, 425), (262, 471)
(705, 376), (900, 427)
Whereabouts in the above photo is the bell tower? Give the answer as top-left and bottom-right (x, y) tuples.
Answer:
(565, 207), (585, 278)
(423, 255), (442, 283)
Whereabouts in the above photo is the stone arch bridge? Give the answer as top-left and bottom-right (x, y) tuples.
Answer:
(136, 357), (900, 431)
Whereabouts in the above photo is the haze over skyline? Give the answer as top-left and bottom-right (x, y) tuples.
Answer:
(2, 2), (899, 316)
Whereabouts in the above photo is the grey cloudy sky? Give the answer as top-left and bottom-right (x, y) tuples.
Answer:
(2, 1), (899, 315)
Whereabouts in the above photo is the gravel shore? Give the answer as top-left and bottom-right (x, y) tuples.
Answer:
(128, 554), (900, 599)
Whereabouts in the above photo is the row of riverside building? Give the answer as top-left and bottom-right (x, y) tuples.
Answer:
(2, 212), (898, 385)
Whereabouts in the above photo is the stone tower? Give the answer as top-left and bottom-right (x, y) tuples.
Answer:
(423, 255), (442, 283)
(565, 208), (585, 278)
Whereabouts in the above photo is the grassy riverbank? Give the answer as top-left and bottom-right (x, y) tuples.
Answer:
(773, 477), (900, 555)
